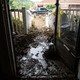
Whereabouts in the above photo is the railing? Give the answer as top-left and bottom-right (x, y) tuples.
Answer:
(62, 9), (80, 15)
(62, 9), (80, 21)
(46, 9), (80, 32)
(62, 9), (80, 31)
(10, 7), (33, 34)
(10, 8), (80, 34)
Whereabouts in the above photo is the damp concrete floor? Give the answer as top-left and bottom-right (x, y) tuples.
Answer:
(16, 34), (75, 79)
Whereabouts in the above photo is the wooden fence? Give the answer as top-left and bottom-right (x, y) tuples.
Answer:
(10, 8), (80, 34)
(10, 7), (33, 34)
(46, 9), (80, 31)
(62, 9), (80, 17)
(62, 9), (80, 31)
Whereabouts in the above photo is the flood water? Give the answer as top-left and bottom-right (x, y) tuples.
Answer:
(16, 34), (75, 79)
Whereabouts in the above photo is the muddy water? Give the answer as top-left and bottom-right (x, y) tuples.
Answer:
(27, 35), (53, 69)
(17, 35), (75, 79)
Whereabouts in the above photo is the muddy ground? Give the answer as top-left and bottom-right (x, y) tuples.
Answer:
(32, 14), (46, 28)
(13, 29), (75, 80)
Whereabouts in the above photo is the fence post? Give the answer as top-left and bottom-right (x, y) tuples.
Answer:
(10, 12), (15, 33)
(22, 7), (28, 34)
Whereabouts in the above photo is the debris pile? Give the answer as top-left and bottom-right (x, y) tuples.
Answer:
(14, 32), (75, 79)
(13, 34), (36, 55)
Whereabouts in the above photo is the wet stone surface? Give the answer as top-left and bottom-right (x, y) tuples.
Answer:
(16, 34), (75, 79)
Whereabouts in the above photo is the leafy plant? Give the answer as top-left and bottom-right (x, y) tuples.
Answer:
(9, 0), (34, 9)
(12, 18), (23, 27)
(32, 21), (36, 28)
(12, 17), (23, 33)
(46, 4), (55, 9)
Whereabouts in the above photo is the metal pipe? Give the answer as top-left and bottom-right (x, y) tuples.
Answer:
(54, 0), (59, 51)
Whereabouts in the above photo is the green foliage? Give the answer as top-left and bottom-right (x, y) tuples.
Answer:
(32, 21), (36, 28)
(46, 4), (55, 9)
(22, 1), (34, 9)
(12, 17), (23, 29)
(9, 0), (21, 9)
(9, 0), (34, 9)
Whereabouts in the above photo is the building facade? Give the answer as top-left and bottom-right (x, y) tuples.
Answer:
(33, 0), (80, 9)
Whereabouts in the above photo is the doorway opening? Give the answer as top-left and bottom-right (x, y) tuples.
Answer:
(9, 0), (80, 79)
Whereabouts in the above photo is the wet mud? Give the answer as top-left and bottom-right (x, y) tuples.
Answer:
(14, 31), (75, 79)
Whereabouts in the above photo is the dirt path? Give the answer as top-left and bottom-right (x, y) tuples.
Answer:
(32, 14), (46, 29)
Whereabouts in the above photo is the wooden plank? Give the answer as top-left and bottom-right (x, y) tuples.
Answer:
(10, 9), (22, 12)
(14, 11), (18, 33)
(22, 7), (28, 34)
(10, 9), (24, 34)
(10, 12), (15, 33)
(17, 11), (20, 33)
(62, 9), (80, 11)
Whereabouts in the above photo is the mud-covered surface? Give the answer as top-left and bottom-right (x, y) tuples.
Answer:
(14, 30), (75, 79)
(13, 33), (36, 56)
